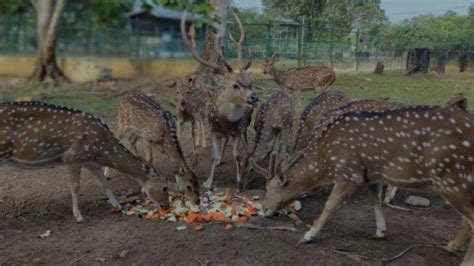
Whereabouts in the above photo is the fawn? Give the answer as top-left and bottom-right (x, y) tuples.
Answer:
(105, 92), (200, 204)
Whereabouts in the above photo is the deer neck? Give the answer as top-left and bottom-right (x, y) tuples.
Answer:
(215, 96), (246, 122)
(269, 67), (286, 86)
(99, 140), (148, 186)
(284, 152), (331, 193)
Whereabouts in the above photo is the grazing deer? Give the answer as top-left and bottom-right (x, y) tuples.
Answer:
(262, 53), (336, 93)
(253, 105), (474, 265)
(181, 11), (258, 190)
(241, 90), (294, 180)
(0, 102), (169, 222)
(383, 93), (469, 204)
(104, 92), (200, 203)
(173, 74), (209, 153)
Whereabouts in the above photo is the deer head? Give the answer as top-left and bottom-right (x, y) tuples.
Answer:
(262, 52), (281, 75)
(180, 10), (258, 113)
(142, 164), (170, 209)
(175, 167), (200, 204)
(249, 145), (304, 216)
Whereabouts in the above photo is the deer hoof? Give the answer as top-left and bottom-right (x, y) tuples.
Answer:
(447, 241), (462, 252)
(299, 232), (314, 244)
(75, 215), (84, 223)
(375, 229), (386, 239)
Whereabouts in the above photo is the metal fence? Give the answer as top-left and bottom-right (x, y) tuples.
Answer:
(0, 15), (472, 72)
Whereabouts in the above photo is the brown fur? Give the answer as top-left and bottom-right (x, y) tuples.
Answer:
(113, 92), (200, 203)
(0, 101), (169, 222)
(262, 53), (336, 93)
(263, 105), (474, 265)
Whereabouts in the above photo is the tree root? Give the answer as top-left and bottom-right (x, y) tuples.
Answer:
(237, 223), (299, 232)
(332, 242), (446, 263)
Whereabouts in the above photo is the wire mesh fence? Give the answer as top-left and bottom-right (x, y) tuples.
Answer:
(0, 14), (472, 72)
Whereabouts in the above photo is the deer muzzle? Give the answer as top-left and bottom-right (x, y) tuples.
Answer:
(248, 92), (259, 105)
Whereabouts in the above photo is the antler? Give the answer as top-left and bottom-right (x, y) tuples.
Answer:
(181, 10), (226, 74)
(227, 9), (252, 71)
(228, 9), (244, 62)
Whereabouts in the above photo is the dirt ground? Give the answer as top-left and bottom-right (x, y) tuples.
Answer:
(0, 116), (466, 266)
(1, 74), (471, 265)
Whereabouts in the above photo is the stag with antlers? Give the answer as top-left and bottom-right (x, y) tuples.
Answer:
(181, 10), (258, 190)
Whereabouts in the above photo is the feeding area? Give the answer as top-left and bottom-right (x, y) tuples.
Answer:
(1, 0), (474, 265)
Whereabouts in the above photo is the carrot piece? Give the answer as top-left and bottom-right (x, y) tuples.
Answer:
(186, 211), (199, 224)
(223, 188), (232, 203)
(289, 213), (300, 221)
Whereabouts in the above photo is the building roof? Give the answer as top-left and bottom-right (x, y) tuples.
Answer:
(129, 0), (200, 21)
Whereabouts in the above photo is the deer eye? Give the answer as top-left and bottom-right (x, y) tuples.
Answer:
(186, 185), (193, 191)
(233, 84), (239, 90)
(162, 186), (168, 193)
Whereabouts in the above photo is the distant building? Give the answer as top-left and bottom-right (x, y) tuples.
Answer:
(128, 0), (202, 58)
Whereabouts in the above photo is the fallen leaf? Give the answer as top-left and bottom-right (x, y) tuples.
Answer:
(39, 230), (51, 239)
(225, 224), (234, 230)
(193, 225), (204, 231)
(176, 225), (187, 231)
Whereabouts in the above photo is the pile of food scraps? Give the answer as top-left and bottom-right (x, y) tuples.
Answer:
(116, 188), (305, 231)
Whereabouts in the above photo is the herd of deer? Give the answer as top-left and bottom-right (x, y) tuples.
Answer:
(1, 11), (473, 265)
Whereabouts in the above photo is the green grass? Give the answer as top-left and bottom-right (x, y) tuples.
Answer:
(1, 70), (473, 117)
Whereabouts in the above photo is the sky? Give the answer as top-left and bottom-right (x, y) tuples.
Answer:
(233, 0), (474, 23)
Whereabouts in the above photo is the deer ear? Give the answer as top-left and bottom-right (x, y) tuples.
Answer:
(243, 60), (252, 70)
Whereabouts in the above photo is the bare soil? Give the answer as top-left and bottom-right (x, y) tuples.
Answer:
(0, 76), (469, 265)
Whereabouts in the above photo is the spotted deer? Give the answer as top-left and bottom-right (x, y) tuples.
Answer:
(0, 102), (170, 222)
(181, 11), (258, 190)
(253, 104), (474, 265)
(172, 73), (209, 153)
(104, 92), (200, 203)
(383, 93), (469, 204)
(241, 90), (293, 180)
(262, 53), (336, 93)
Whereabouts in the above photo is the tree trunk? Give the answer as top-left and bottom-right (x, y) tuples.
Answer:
(195, 0), (229, 87)
(30, 0), (67, 83)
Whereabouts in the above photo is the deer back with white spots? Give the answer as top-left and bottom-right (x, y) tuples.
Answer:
(262, 53), (336, 93)
(262, 105), (474, 265)
(0, 101), (169, 222)
(108, 92), (200, 204)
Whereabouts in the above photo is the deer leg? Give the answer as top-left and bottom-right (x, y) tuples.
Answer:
(448, 218), (471, 252)
(300, 181), (358, 243)
(232, 135), (242, 190)
(368, 183), (387, 238)
(143, 141), (153, 166)
(384, 185), (399, 204)
(191, 120), (197, 153)
(204, 133), (220, 190)
(67, 164), (84, 223)
(200, 120), (207, 148)
(87, 164), (122, 210)
(218, 137), (229, 165)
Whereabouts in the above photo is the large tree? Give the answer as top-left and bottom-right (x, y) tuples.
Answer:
(30, 0), (67, 82)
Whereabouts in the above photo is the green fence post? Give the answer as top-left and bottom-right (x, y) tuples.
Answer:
(266, 21), (272, 57)
(354, 29), (360, 72)
(329, 27), (333, 67)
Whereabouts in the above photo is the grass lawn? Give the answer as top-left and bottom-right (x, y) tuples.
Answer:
(1, 69), (473, 116)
